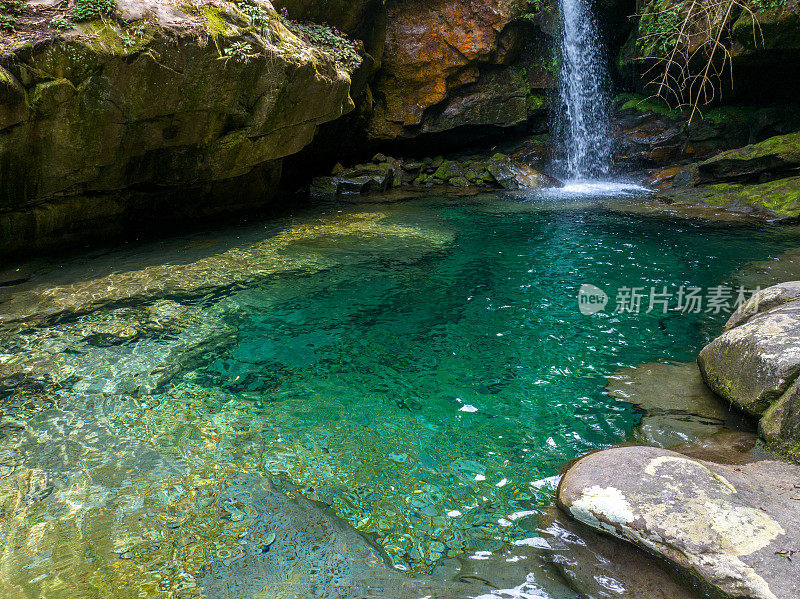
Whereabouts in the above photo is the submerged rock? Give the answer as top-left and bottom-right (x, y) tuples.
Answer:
(557, 446), (800, 599)
(538, 505), (699, 599)
(0, 208), (454, 329)
(606, 362), (751, 447)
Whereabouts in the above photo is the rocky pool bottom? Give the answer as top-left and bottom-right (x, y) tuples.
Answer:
(3, 188), (800, 598)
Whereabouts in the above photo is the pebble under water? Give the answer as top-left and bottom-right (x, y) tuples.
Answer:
(2, 189), (800, 597)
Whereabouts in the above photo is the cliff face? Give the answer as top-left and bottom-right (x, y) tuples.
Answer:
(0, 0), (355, 255)
(367, 0), (553, 142)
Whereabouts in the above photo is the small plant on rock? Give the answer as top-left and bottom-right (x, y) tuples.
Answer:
(0, 14), (15, 31)
(50, 15), (70, 29)
(280, 17), (361, 71)
(512, 0), (549, 21)
(223, 40), (254, 62)
(73, 0), (116, 22)
(121, 23), (145, 48)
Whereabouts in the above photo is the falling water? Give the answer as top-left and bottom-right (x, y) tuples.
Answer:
(556, 0), (611, 179)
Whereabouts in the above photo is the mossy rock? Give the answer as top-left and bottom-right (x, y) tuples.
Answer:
(432, 160), (463, 182)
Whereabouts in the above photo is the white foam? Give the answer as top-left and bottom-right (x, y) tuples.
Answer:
(554, 180), (652, 196)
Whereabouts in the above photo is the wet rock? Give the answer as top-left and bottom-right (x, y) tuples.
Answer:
(312, 162), (402, 197)
(603, 196), (759, 223)
(432, 160), (464, 182)
(661, 176), (800, 221)
(669, 430), (759, 465)
(606, 362), (751, 447)
(698, 292), (800, 416)
(558, 446), (800, 599)
(486, 153), (563, 190)
(681, 131), (800, 185)
(644, 165), (683, 189)
(613, 110), (685, 167)
(509, 137), (554, 168)
(538, 506), (699, 598)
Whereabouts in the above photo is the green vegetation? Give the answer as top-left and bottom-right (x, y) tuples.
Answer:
(749, 0), (787, 11)
(617, 92), (683, 118)
(223, 40), (254, 62)
(73, 0), (116, 21)
(50, 15), (71, 29)
(511, 0), (549, 21)
(121, 23), (145, 48)
(280, 17), (361, 71)
(0, 0), (25, 32)
(636, 0), (682, 57)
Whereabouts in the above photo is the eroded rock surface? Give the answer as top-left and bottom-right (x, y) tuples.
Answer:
(0, 0), (356, 255)
(367, 0), (551, 141)
(557, 446), (800, 599)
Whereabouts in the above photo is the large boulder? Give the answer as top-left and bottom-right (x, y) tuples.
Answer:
(699, 281), (800, 450)
(558, 446), (800, 599)
(698, 299), (800, 416)
(0, 0), (356, 256)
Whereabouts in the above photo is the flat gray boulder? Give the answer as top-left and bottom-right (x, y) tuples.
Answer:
(557, 446), (800, 599)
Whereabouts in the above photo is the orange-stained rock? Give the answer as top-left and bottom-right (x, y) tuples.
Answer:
(368, 0), (520, 139)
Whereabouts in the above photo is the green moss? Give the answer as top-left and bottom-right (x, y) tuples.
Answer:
(700, 131), (800, 168)
(617, 93), (681, 119)
(695, 177), (800, 218)
(765, 439), (800, 464)
(79, 21), (128, 54)
(203, 6), (231, 38)
(701, 105), (759, 124)
(526, 93), (546, 112)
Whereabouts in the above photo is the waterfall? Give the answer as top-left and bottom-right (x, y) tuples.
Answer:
(556, 0), (611, 179)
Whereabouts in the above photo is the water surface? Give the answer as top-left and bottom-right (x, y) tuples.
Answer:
(1, 189), (799, 595)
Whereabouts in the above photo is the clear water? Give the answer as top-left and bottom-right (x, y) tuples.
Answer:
(2, 190), (800, 595)
(556, 0), (611, 178)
